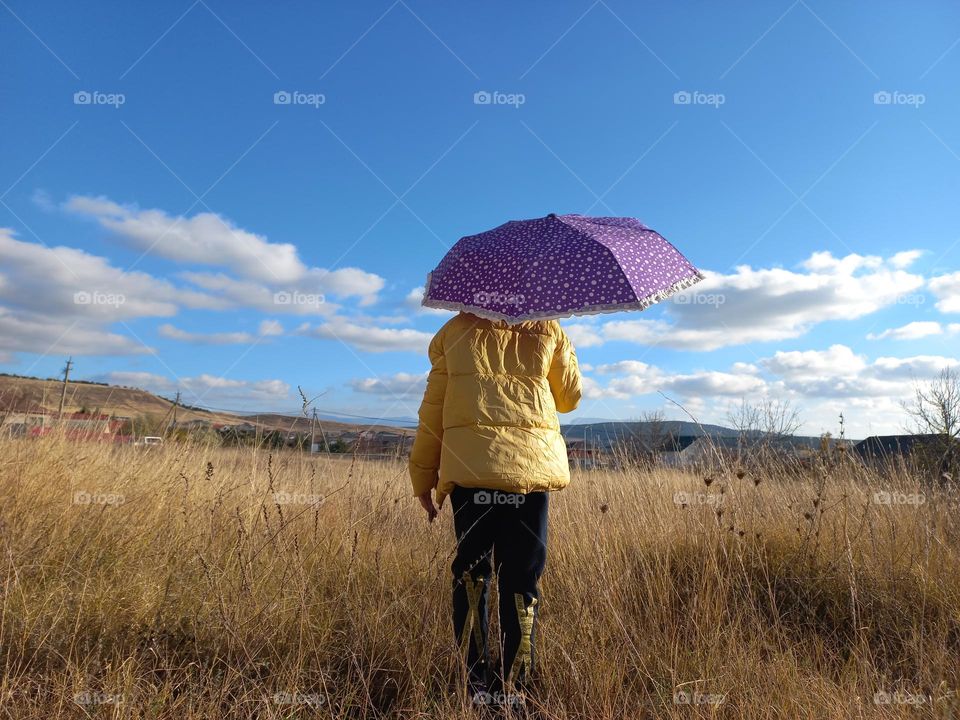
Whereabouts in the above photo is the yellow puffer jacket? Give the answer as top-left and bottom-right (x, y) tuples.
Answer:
(409, 312), (582, 505)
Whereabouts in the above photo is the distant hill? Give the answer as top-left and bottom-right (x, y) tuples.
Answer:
(242, 413), (414, 437)
(561, 421), (836, 448)
(0, 374), (412, 437)
(0, 373), (238, 425)
(561, 420), (740, 443)
(0, 373), (831, 443)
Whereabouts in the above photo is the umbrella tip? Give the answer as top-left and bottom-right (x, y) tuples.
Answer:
(546, 212), (556, 219)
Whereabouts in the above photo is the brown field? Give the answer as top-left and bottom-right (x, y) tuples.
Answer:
(1, 435), (958, 718)
(0, 375), (412, 438)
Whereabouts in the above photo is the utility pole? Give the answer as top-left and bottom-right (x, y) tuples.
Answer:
(311, 408), (329, 453)
(155, 391), (180, 437)
(58, 357), (73, 419)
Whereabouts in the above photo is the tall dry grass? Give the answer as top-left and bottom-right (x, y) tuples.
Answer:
(0, 434), (959, 718)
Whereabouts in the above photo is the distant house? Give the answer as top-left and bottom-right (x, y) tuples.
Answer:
(670, 435), (824, 468)
(1, 407), (50, 437)
(349, 430), (414, 457)
(658, 435), (700, 467)
(4, 410), (124, 441)
(217, 422), (258, 440)
(566, 439), (603, 469)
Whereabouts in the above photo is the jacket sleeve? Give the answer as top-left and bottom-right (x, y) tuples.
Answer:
(548, 324), (582, 413)
(409, 329), (448, 496)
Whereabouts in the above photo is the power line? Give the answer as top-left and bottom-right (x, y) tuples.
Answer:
(194, 401), (416, 425)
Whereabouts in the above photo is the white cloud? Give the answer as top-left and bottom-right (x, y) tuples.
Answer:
(350, 372), (428, 396)
(0, 228), (220, 322)
(158, 319), (283, 345)
(590, 360), (765, 400)
(867, 321), (942, 341)
(101, 371), (290, 407)
(581, 345), (960, 436)
(66, 195), (306, 283)
(889, 250), (923, 269)
(405, 286), (453, 316)
(0, 228), (222, 356)
(66, 195), (385, 303)
(0, 306), (149, 356)
(761, 345), (958, 399)
(298, 319), (433, 353)
(563, 322), (605, 348)
(763, 345), (866, 381)
(258, 319), (284, 336)
(930, 272), (960, 313)
(178, 272), (339, 317)
(577, 251), (926, 351)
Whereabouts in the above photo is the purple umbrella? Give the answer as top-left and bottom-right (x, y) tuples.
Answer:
(422, 213), (704, 323)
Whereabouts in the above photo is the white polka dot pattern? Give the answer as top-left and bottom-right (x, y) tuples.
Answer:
(422, 213), (704, 323)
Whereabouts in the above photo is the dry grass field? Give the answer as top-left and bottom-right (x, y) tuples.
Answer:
(1, 435), (958, 718)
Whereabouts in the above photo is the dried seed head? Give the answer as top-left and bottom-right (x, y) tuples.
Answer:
(804, 512), (813, 521)
(599, 503), (609, 514)
(735, 469), (746, 479)
(812, 498), (820, 508)
(704, 476), (715, 487)
(753, 477), (761, 486)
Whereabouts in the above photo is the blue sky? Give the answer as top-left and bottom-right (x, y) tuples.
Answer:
(2, 0), (959, 436)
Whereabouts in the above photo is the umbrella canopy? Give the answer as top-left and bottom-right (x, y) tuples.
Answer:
(422, 213), (704, 323)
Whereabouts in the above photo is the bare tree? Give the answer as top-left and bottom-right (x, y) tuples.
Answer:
(759, 399), (803, 438)
(727, 399), (761, 441)
(640, 409), (669, 452)
(728, 398), (802, 444)
(904, 367), (960, 439)
(903, 367), (959, 483)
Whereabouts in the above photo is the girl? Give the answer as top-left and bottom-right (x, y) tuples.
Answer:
(409, 311), (581, 704)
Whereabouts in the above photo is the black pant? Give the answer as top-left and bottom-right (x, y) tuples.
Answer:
(450, 485), (548, 690)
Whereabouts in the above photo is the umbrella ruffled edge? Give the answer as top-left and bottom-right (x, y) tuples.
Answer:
(420, 270), (706, 324)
